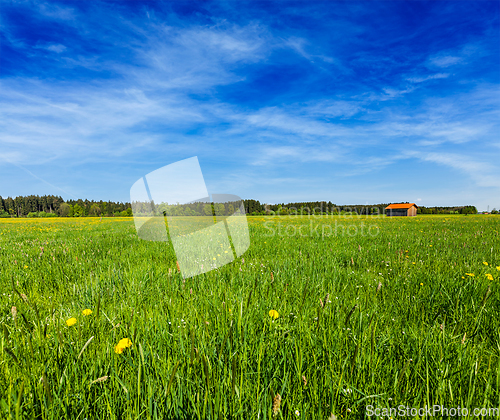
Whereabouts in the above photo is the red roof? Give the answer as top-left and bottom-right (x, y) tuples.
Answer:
(385, 203), (418, 209)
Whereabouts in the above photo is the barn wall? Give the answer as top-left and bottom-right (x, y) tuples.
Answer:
(408, 206), (417, 216)
(386, 209), (408, 216)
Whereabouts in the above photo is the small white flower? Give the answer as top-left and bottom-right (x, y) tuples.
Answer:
(295, 410), (300, 416)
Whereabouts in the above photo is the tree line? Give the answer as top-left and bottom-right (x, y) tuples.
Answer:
(0, 195), (479, 218)
(244, 200), (478, 216)
(0, 195), (132, 218)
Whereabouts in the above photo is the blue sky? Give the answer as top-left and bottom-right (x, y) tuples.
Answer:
(1, 0), (499, 210)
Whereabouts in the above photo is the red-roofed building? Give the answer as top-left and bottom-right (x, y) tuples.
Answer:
(385, 203), (418, 217)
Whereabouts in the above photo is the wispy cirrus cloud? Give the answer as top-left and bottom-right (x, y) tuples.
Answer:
(406, 73), (449, 83)
(428, 55), (463, 68)
(416, 152), (500, 188)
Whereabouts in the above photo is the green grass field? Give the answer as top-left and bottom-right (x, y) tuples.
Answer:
(0, 215), (499, 419)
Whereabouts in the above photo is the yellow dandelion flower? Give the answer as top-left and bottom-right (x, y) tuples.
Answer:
(496, 266), (500, 271)
(114, 337), (132, 354)
(66, 317), (77, 327)
(483, 262), (488, 266)
(82, 309), (92, 316)
(269, 309), (279, 320)
(114, 345), (125, 354)
(420, 283), (423, 286)
(486, 274), (493, 281)
(465, 273), (475, 277)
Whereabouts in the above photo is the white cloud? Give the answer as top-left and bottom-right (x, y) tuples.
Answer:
(427, 42), (485, 69)
(406, 73), (449, 83)
(45, 44), (67, 53)
(250, 145), (344, 166)
(36, 2), (77, 21)
(429, 55), (462, 68)
(418, 152), (500, 188)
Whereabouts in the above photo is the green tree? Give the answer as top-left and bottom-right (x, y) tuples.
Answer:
(203, 204), (213, 216)
(120, 208), (133, 217)
(58, 203), (71, 217)
(73, 204), (84, 217)
(89, 204), (101, 216)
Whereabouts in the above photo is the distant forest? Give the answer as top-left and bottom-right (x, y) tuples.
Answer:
(0, 195), (480, 218)
(0, 195), (132, 218)
(244, 200), (479, 216)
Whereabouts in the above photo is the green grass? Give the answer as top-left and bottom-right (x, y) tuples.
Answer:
(0, 215), (499, 419)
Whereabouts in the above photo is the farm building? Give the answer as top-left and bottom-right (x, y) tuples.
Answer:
(385, 203), (418, 217)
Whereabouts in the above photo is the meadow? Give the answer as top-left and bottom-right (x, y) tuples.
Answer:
(0, 215), (499, 419)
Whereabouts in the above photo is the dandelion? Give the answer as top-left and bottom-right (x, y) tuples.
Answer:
(465, 273), (475, 277)
(82, 309), (92, 316)
(269, 309), (279, 320)
(497, 266), (500, 271)
(420, 283), (423, 286)
(486, 273), (493, 281)
(114, 338), (132, 354)
(483, 262), (488, 266)
(66, 317), (77, 327)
